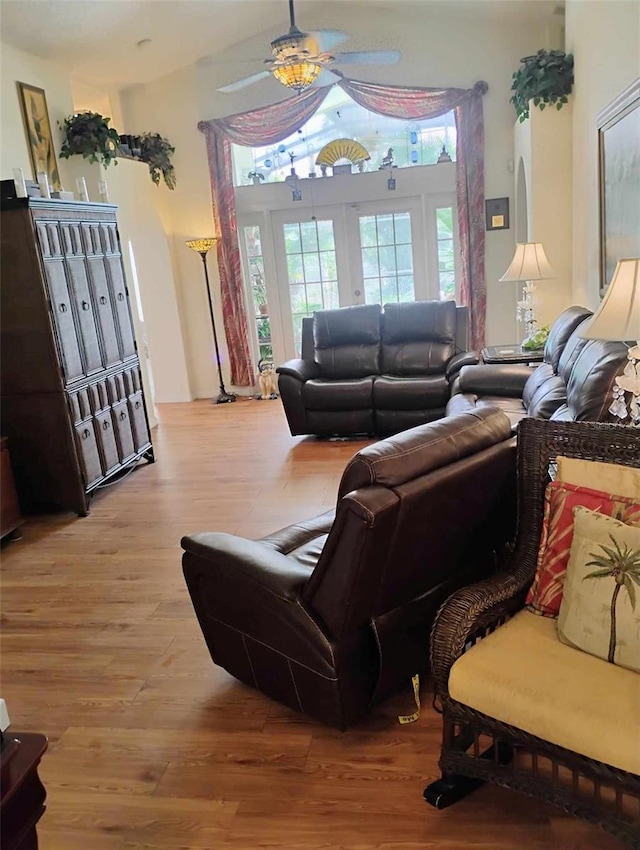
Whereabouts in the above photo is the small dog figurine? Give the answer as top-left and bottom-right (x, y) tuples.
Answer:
(258, 361), (278, 400)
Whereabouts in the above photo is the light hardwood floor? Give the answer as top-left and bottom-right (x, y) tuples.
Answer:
(1, 399), (623, 849)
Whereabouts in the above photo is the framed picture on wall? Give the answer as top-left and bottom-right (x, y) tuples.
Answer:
(17, 82), (61, 190)
(597, 78), (640, 294)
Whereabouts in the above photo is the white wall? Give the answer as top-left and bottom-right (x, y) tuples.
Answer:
(514, 104), (574, 335)
(565, 0), (640, 308)
(120, 66), (232, 398)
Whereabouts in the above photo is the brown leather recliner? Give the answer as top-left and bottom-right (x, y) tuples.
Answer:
(182, 408), (516, 729)
(446, 305), (630, 427)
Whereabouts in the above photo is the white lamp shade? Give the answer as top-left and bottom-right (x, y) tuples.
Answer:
(499, 242), (556, 282)
(581, 258), (640, 341)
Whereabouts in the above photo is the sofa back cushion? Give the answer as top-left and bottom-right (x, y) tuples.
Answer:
(543, 306), (593, 373)
(313, 304), (381, 379)
(381, 300), (457, 376)
(561, 338), (629, 421)
(557, 319), (592, 384)
(337, 407), (512, 499)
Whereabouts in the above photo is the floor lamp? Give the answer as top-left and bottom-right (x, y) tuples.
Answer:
(185, 238), (236, 404)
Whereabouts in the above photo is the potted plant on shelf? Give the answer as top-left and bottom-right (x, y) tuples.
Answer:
(248, 171), (265, 185)
(59, 111), (120, 167)
(139, 132), (176, 189)
(510, 49), (574, 122)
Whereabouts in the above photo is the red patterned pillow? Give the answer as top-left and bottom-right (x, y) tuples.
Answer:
(526, 481), (640, 617)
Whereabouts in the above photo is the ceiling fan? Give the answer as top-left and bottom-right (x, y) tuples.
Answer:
(217, 0), (401, 95)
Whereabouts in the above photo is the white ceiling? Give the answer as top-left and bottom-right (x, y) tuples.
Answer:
(0, 0), (562, 91)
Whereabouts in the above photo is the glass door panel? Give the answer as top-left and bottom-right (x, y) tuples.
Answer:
(242, 225), (273, 364)
(281, 218), (341, 355)
(358, 212), (415, 305)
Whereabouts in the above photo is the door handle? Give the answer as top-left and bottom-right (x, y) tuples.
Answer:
(354, 289), (361, 297)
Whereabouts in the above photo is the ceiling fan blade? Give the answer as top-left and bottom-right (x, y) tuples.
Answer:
(334, 50), (401, 65)
(217, 70), (272, 93)
(310, 67), (344, 87)
(304, 30), (349, 54)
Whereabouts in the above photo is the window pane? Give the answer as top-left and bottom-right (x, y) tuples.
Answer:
(376, 215), (395, 245)
(284, 223), (300, 251)
(439, 272), (456, 301)
(436, 207), (453, 238)
(359, 216), (378, 247)
(320, 251), (337, 282)
(361, 246), (379, 277)
(289, 284), (307, 313)
(394, 213), (412, 244)
(317, 220), (335, 251)
(303, 253), (321, 283)
(398, 275), (415, 301)
(395, 243), (413, 275)
(300, 221), (319, 253)
(381, 276), (398, 304)
(438, 240), (455, 272)
(287, 253), (304, 284)
(379, 245), (397, 275)
(306, 283), (323, 312)
(324, 279), (339, 309)
(364, 278), (381, 304)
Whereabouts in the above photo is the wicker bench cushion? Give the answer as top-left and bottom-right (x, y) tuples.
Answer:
(449, 609), (640, 775)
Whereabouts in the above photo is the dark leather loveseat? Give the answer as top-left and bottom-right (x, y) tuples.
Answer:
(446, 305), (630, 427)
(277, 300), (476, 437)
(182, 408), (516, 729)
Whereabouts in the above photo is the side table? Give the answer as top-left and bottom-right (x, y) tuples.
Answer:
(1, 732), (48, 850)
(482, 345), (544, 365)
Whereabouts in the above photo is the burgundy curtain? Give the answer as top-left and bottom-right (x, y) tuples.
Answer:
(199, 78), (488, 384)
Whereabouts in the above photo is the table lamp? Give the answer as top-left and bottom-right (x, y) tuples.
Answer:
(580, 257), (640, 425)
(499, 242), (556, 348)
(185, 238), (236, 404)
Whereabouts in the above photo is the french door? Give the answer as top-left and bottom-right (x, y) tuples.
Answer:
(272, 198), (428, 358)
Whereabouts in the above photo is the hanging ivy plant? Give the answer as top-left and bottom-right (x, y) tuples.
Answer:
(510, 50), (574, 122)
(139, 132), (176, 190)
(59, 111), (120, 167)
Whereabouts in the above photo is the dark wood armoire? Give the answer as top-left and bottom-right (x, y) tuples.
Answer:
(1, 197), (154, 516)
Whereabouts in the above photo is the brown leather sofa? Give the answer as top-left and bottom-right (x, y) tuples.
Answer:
(446, 305), (630, 427)
(277, 300), (477, 438)
(182, 408), (516, 729)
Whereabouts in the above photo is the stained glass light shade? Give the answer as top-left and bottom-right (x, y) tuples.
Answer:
(185, 238), (219, 255)
(272, 62), (321, 94)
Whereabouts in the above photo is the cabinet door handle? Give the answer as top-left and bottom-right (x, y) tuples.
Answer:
(81, 300), (90, 311)
(102, 420), (110, 430)
(117, 292), (125, 302)
(82, 428), (91, 440)
(119, 411), (127, 421)
(135, 401), (141, 409)
(59, 302), (68, 313)
(99, 296), (107, 305)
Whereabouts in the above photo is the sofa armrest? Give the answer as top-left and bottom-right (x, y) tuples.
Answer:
(182, 532), (311, 601)
(276, 359), (320, 382)
(430, 563), (532, 698)
(458, 363), (535, 397)
(446, 351), (480, 382)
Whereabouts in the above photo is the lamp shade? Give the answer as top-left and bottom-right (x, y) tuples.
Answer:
(499, 242), (556, 282)
(272, 62), (320, 94)
(186, 237), (218, 255)
(581, 258), (640, 341)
